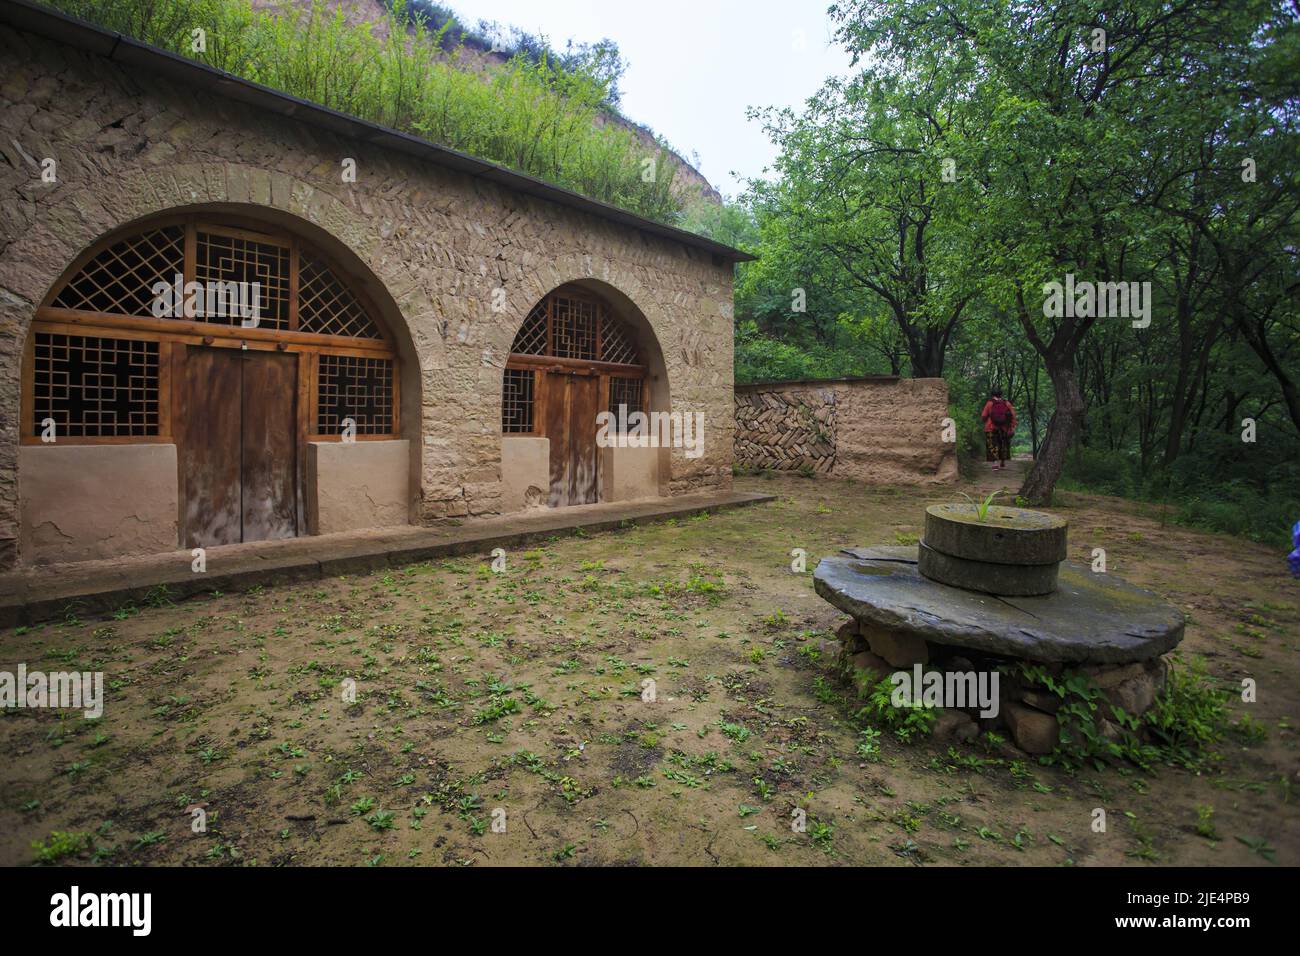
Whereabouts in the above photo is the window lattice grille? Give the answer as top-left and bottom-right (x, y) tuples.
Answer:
(316, 354), (394, 435)
(511, 301), (549, 355)
(502, 368), (535, 434)
(600, 314), (640, 365)
(298, 252), (382, 338)
(50, 226), (185, 317)
(32, 332), (160, 437)
(508, 292), (641, 366)
(551, 295), (598, 360)
(194, 230), (290, 329)
(610, 376), (645, 420)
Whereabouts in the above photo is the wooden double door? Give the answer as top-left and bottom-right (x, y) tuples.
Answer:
(544, 370), (600, 507)
(179, 346), (299, 548)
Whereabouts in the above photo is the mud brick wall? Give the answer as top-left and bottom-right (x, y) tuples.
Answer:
(734, 378), (958, 485)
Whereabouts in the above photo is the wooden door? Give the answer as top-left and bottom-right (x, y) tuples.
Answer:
(181, 347), (298, 547)
(181, 348), (243, 548)
(546, 371), (600, 507)
(241, 351), (298, 541)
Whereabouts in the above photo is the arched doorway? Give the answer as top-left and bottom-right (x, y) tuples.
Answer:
(24, 213), (401, 549)
(501, 284), (651, 507)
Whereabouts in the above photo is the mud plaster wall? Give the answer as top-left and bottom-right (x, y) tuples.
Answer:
(599, 445), (661, 502)
(19, 444), (179, 564)
(734, 379), (958, 485)
(0, 26), (736, 569)
(500, 437), (549, 512)
(307, 440), (411, 534)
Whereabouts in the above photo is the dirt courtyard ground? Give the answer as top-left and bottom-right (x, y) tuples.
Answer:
(2, 464), (1297, 867)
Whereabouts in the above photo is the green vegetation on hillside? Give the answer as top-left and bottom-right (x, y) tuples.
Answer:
(394, 0), (629, 110)
(42, 0), (683, 221)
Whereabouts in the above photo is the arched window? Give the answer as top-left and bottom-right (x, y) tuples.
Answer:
(26, 215), (398, 444)
(501, 286), (645, 435)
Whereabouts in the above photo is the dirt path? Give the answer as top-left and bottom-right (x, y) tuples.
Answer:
(1, 470), (1295, 866)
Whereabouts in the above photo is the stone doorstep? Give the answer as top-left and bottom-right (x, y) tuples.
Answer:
(0, 490), (777, 627)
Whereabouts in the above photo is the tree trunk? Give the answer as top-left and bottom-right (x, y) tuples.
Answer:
(1239, 314), (1300, 437)
(1019, 360), (1086, 505)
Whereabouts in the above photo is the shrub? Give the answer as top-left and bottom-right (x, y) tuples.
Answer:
(31, 830), (92, 864)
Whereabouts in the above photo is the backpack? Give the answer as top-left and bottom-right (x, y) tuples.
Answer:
(989, 398), (1012, 428)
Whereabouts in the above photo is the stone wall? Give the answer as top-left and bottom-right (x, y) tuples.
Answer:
(734, 378), (958, 485)
(0, 24), (737, 568)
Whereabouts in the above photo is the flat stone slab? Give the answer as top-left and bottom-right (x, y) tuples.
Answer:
(814, 546), (1184, 664)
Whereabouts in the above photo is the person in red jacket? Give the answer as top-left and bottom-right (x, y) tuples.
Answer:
(981, 388), (1017, 470)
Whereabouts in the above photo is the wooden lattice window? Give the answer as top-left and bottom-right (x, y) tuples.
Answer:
(50, 226), (184, 317)
(503, 287), (646, 436)
(44, 219), (388, 339)
(316, 354), (395, 436)
(31, 215), (401, 446)
(502, 368), (536, 434)
(193, 229), (291, 330)
(512, 302), (549, 355)
(507, 288), (642, 366)
(551, 295), (598, 360)
(609, 376), (645, 420)
(32, 331), (160, 438)
(298, 251), (382, 339)
(601, 314), (639, 366)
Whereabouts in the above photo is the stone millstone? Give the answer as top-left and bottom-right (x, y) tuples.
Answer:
(813, 546), (1184, 665)
(923, 503), (1067, 566)
(917, 541), (1059, 596)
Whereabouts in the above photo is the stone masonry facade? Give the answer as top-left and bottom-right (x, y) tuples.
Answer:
(734, 378), (958, 485)
(0, 24), (737, 569)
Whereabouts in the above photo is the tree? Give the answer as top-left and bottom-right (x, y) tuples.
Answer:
(830, 0), (1298, 503)
(747, 70), (981, 377)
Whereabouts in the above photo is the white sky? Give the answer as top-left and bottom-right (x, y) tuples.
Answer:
(446, 0), (855, 197)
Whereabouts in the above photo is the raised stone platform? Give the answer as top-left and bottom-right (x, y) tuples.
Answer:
(814, 545), (1184, 665)
(0, 490), (775, 627)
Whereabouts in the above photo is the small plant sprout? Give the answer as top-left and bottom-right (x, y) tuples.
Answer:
(958, 490), (1005, 522)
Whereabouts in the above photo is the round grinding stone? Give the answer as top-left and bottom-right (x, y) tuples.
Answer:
(923, 503), (1067, 566)
(917, 540), (1060, 596)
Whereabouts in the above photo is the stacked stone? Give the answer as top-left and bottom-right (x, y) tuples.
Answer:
(829, 617), (982, 744)
(999, 658), (1169, 754)
(822, 617), (1170, 755)
(733, 389), (836, 473)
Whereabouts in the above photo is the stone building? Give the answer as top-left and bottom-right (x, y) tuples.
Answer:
(0, 1), (751, 569)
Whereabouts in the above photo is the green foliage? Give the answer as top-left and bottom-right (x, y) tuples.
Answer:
(1016, 657), (1232, 772)
(46, 0), (680, 221)
(31, 830), (92, 863)
(397, 1), (629, 109)
(1142, 657), (1233, 765)
(855, 675), (937, 743)
(734, 321), (896, 384)
(740, 0), (1299, 519)
(1060, 447), (1300, 547)
(957, 490), (1004, 522)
